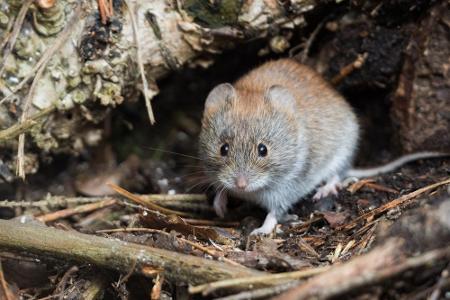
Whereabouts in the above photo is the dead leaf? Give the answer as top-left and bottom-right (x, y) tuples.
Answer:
(140, 211), (235, 245)
(321, 211), (349, 229)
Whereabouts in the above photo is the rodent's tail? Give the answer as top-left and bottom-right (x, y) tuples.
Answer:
(346, 151), (449, 178)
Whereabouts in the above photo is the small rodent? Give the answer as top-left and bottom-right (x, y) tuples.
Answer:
(198, 59), (447, 235)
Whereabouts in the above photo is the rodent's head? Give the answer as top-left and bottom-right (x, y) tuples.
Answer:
(199, 83), (304, 194)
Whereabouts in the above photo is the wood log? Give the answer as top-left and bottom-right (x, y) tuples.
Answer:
(0, 219), (262, 285)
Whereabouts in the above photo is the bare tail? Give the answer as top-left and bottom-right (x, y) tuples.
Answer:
(346, 152), (449, 178)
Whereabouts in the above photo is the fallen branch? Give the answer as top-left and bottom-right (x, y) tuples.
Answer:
(339, 177), (450, 230)
(0, 105), (56, 142)
(275, 240), (450, 300)
(36, 199), (117, 223)
(189, 266), (330, 295)
(96, 227), (241, 266)
(108, 183), (195, 217)
(0, 219), (261, 285)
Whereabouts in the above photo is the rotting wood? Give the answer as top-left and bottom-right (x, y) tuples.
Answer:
(189, 266), (330, 295)
(275, 241), (450, 300)
(0, 219), (261, 285)
(338, 177), (450, 230)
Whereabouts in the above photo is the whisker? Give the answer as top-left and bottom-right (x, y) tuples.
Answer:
(142, 146), (205, 161)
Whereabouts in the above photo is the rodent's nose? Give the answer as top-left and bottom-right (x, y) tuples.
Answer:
(235, 175), (248, 190)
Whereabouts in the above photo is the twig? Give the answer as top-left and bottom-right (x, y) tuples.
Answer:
(0, 14), (15, 52)
(0, 219), (261, 284)
(0, 260), (13, 300)
(97, 0), (113, 24)
(0, 105), (55, 142)
(295, 18), (326, 63)
(275, 241), (450, 300)
(36, 199), (117, 223)
(108, 183), (194, 217)
(96, 228), (241, 266)
(330, 52), (368, 86)
(15, 6), (82, 179)
(338, 177), (450, 230)
(151, 273), (164, 300)
(189, 266), (330, 295)
(0, 0), (34, 78)
(142, 194), (207, 202)
(53, 266), (79, 298)
(124, 0), (155, 124)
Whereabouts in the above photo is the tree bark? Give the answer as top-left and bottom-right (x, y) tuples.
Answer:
(0, 218), (262, 285)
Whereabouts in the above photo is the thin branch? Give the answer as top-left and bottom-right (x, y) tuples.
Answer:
(15, 5), (82, 179)
(97, 227), (242, 266)
(338, 177), (450, 230)
(0, 0), (34, 78)
(189, 266), (330, 295)
(108, 183), (195, 217)
(124, 0), (155, 124)
(0, 219), (262, 285)
(275, 241), (450, 300)
(0, 105), (55, 142)
(36, 199), (117, 223)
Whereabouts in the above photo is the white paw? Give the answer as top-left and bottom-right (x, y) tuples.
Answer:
(313, 179), (342, 200)
(250, 226), (273, 235)
(213, 191), (227, 218)
(250, 212), (278, 235)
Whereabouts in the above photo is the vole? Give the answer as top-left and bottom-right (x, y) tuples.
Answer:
(198, 59), (447, 235)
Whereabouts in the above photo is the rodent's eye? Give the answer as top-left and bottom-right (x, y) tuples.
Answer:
(257, 143), (268, 157)
(220, 143), (229, 156)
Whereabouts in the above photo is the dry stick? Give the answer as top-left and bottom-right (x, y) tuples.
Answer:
(36, 199), (117, 223)
(330, 52), (368, 86)
(189, 266), (330, 295)
(0, 194), (205, 208)
(0, 196), (107, 208)
(142, 194), (207, 202)
(97, 227), (241, 266)
(108, 183), (194, 217)
(298, 18), (326, 63)
(0, 219), (261, 284)
(53, 266), (79, 297)
(338, 177), (450, 230)
(0, 260), (13, 300)
(0, 0), (34, 78)
(15, 7), (82, 179)
(275, 241), (450, 300)
(124, 0), (155, 124)
(0, 15), (15, 52)
(0, 105), (55, 142)
(151, 273), (164, 300)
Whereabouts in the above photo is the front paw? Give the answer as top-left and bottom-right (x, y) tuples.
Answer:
(249, 212), (278, 235)
(250, 226), (273, 235)
(213, 191), (228, 218)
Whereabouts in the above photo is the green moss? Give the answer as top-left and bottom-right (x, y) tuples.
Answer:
(183, 0), (242, 28)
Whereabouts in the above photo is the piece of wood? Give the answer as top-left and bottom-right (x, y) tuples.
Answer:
(0, 219), (261, 285)
(391, 2), (450, 152)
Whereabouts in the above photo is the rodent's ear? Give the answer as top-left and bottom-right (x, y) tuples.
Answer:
(264, 85), (296, 110)
(205, 83), (235, 111)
